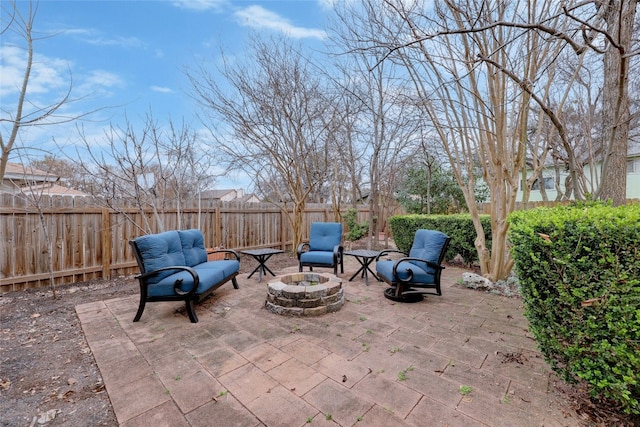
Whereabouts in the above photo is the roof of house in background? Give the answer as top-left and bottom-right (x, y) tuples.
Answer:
(1, 162), (90, 197)
(3, 162), (57, 183)
(200, 189), (239, 200)
(200, 188), (260, 202)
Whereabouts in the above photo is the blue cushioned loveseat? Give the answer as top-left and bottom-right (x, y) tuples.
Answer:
(130, 229), (240, 323)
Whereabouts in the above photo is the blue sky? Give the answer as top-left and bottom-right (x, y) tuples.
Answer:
(1, 0), (333, 188)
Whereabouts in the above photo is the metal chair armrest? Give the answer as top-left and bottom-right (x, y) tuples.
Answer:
(376, 249), (407, 261)
(297, 242), (310, 259)
(391, 257), (444, 283)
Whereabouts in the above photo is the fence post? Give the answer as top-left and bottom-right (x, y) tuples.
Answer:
(101, 208), (111, 280)
(214, 207), (222, 248)
(280, 209), (286, 251)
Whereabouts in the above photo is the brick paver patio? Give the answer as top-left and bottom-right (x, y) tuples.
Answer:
(76, 259), (582, 427)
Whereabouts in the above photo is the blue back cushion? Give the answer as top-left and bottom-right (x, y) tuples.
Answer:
(177, 229), (208, 267)
(134, 231), (186, 284)
(408, 229), (449, 273)
(309, 222), (342, 251)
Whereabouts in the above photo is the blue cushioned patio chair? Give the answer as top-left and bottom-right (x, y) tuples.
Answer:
(376, 229), (450, 302)
(297, 222), (344, 275)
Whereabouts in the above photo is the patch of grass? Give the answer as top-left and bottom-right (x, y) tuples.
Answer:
(325, 413), (333, 420)
(306, 416), (313, 423)
(389, 346), (401, 354)
(459, 385), (472, 395)
(398, 365), (414, 381)
(359, 315), (367, 321)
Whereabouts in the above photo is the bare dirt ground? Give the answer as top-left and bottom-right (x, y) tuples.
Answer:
(1, 242), (637, 426)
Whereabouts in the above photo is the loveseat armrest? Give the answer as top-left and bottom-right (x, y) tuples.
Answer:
(207, 248), (240, 261)
(136, 265), (199, 296)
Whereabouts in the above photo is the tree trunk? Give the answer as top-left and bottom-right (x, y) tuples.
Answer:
(598, 0), (637, 205)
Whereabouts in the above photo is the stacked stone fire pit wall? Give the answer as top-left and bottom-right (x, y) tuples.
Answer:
(265, 272), (344, 316)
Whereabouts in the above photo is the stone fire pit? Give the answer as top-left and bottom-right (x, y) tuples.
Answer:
(265, 272), (344, 316)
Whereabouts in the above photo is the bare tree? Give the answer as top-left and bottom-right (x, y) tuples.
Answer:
(349, 0), (578, 281)
(7, 160), (62, 297)
(75, 112), (214, 233)
(0, 1), (95, 183)
(330, 4), (420, 248)
(29, 155), (89, 191)
(187, 36), (336, 250)
(594, 0), (638, 203)
(346, 0), (637, 279)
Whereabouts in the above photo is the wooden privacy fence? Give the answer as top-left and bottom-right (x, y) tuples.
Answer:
(0, 195), (373, 292)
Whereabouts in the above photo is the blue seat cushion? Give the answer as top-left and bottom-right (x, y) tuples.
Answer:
(147, 262), (237, 297)
(376, 259), (434, 284)
(300, 250), (335, 266)
(308, 222), (342, 251)
(134, 231), (186, 284)
(194, 259), (240, 278)
(177, 229), (208, 267)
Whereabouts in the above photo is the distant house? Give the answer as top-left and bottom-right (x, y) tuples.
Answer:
(516, 142), (640, 202)
(0, 162), (89, 197)
(199, 188), (261, 204)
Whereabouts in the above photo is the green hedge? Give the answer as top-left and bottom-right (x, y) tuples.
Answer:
(388, 214), (491, 265)
(509, 202), (640, 414)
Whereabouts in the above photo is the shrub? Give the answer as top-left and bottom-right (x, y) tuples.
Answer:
(388, 214), (491, 265)
(344, 208), (368, 241)
(509, 202), (640, 414)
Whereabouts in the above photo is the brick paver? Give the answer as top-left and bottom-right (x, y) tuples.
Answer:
(77, 259), (583, 426)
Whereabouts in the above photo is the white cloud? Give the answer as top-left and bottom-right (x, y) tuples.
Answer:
(172, 0), (227, 12)
(151, 86), (174, 93)
(234, 5), (327, 40)
(57, 27), (145, 49)
(0, 45), (71, 96)
(72, 70), (125, 102)
(83, 70), (123, 88)
(316, 0), (339, 9)
(86, 35), (146, 48)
